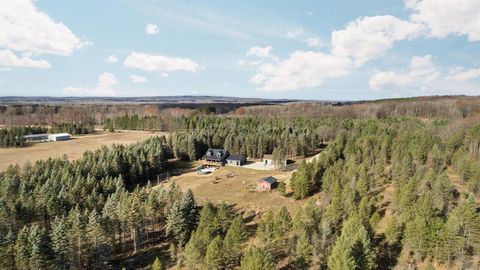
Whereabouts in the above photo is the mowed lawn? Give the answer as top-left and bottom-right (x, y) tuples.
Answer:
(160, 160), (304, 213)
(0, 131), (166, 171)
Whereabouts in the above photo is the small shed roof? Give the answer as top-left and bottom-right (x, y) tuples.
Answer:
(226, 155), (245, 161)
(263, 154), (274, 160)
(257, 176), (277, 184)
(50, 133), (71, 137)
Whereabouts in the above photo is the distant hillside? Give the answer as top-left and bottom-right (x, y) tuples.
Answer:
(0, 95), (298, 105)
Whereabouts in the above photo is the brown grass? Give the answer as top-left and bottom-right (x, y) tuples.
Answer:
(0, 131), (166, 171)
(159, 160), (304, 214)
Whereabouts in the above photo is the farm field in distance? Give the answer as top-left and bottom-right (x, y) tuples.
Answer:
(0, 131), (166, 171)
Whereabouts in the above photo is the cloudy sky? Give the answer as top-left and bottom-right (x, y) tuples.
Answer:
(0, 0), (479, 100)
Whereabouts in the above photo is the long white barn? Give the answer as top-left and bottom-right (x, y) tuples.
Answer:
(23, 133), (71, 142)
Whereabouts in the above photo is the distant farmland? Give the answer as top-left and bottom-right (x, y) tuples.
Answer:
(0, 131), (166, 171)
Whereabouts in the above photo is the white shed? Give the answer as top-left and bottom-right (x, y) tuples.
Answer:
(48, 133), (71, 141)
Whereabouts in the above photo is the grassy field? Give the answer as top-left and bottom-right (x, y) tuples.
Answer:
(0, 131), (166, 171)
(159, 160), (307, 214)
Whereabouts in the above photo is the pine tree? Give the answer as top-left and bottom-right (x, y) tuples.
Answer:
(327, 217), (375, 270)
(204, 236), (225, 270)
(86, 210), (110, 268)
(290, 160), (313, 199)
(328, 237), (356, 270)
(29, 224), (51, 270)
(182, 189), (199, 235)
(166, 200), (188, 245)
(184, 233), (202, 270)
(14, 226), (31, 270)
(217, 202), (233, 234)
(0, 230), (15, 269)
(240, 245), (274, 270)
(51, 216), (71, 270)
(224, 215), (248, 267)
(294, 231), (313, 269)
(151, 256), (164, 270)
(68, 206), (86, 268)
(274, 206), (292, 241)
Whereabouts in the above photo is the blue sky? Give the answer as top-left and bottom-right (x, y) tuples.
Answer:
(0, 0), (479, 100)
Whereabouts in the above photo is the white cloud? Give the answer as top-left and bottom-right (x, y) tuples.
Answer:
(286, 28), (304, 39)
(0, 0), (88, 56)
(160, 72), (169, 78)
(246, 46), (272, 58)
(369, 55), (439, 90)
(306, 38), (321, 47)
(105, 54), (118, 63)
(0, 50), (51, 69)
(406, 0), (480, 41)
(331, 15), (425, 66)
(250, 51), (351, 91)
(447, 68), (480, 82)
(145, 23), (159, 34)
(369, 55), (480, 94)
(64, 72), (118, 96)
(124, 52), (199, 73)
(130, 75), (148, 83)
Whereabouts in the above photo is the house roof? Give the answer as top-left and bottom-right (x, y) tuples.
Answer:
(263, 154), (273, 160)
(202, 148), (229, 162)
(226, 155), (245, 161)
(257, 176), (277, 185)
(50, 133), (71, 137)
(23, 134), (48, 139)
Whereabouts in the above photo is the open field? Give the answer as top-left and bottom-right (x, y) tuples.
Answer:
(159, 160), (307, 214)
(0, 131), (166, 171)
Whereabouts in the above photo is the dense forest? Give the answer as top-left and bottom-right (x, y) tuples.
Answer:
(1, 96), (480, 269)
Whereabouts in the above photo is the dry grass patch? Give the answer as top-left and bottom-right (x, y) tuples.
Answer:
(161, 161), (303, 214)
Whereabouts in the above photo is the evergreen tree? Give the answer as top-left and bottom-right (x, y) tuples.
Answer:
(184, 233), (203, 270)
(166, 200), (188, 245)
(294, 231), (313, 269)
(14, 226), (31, 270)
(224, 215), (248, 267)
(0, 230), (15, 269)
(327, 217), (375, 270)
(204, 236), (225, 270)
(151, 256), (164, 270)
(328, 237), (356, 270)
(290, 160), (313, 199)
(51, 216), (71, 270)
(274, 206), (292, 241)
(240, 245), (275, 270)
(182, 189), (199, 235)
(29, 224), (51, 270)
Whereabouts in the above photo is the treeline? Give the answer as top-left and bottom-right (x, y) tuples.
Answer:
(237, 96), (480, 120)
(103, 115), (165, 131)
(50, 122), (95, 135)
(0, 126), (48, 147)
(103, 115), (340, 160)
(284, 118), (480, 268)
(168, 116), (339, 160)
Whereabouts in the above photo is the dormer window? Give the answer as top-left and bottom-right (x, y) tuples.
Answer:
(207, 151), (213, 156)
(217, 151), (222, 157)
